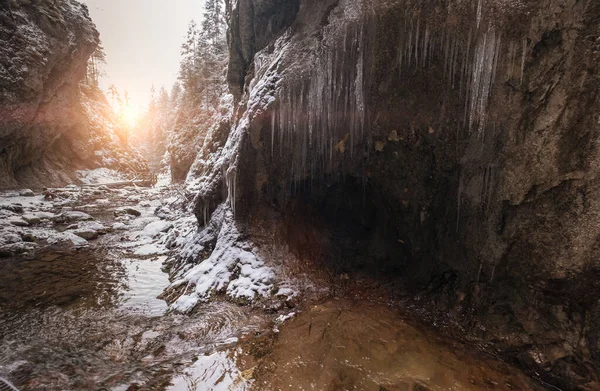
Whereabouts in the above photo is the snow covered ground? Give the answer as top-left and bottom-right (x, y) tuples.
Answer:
(0, 170), (286, 316)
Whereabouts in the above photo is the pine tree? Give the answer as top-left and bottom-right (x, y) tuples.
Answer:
(179, 21), (200, 95)
(158, 87), (169, 112)
(87, 43), (106, 87)
(170, 82), (182, 109)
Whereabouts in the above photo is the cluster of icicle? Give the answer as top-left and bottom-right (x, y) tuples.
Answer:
(396, 16), (528, 141)
(265, 0), (529, 184)
(268, 20), (368, 187)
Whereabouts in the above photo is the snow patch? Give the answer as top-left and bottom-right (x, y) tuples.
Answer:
(166, 205), (276, 312)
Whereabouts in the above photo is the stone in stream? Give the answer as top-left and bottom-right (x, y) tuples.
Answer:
(114, 207), (142, 217)
(73, 229), (99, 240)
(19, 189), (35, 197)
(53, 211), (94, 223)
(9, 217), (29, 227)
(22, 233), (36, 242)
(22, 214), (41, 225)
(1, 204), (24, 214)
(143, 220), (173, 238)
(0, 242), (37, 257)
(79, 221), (111, 234)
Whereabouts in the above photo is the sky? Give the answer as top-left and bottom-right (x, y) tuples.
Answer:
(81, 0), (206, 113)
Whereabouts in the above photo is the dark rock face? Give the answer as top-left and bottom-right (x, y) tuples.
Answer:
(226, 0), (300, 99)
(189, 0), (600, 388)
(0, 1), (145, 188)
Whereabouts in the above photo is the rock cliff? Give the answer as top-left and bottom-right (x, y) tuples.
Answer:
(0, 0), (145, 188)
(178, 0), (600, 388)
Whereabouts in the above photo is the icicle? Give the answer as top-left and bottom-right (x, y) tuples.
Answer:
(491, 33), (502, 86)
(520, 38), (527, 85)
(271, 108), (276, 155)
(506, 41), (516, 82)
(443, 31), (450, 79)
(203, 202), (209, 226)
(407, 26), (413, 66)
(476, 0), (484, 29)
(227, 168), (237, 218)
(423, 25), (430, 68)
(467, 28), (499, 137)
(456, 174), (463, 233)
(356, 25), (366, 144)
(414, 19), (420, 67)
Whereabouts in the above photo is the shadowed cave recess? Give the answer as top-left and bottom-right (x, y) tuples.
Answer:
(182, 0), (600, 388)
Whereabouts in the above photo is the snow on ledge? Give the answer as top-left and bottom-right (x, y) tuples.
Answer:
(168, 205), (276, 314)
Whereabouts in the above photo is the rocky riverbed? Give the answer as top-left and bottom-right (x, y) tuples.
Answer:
(0, 173), (552, 390)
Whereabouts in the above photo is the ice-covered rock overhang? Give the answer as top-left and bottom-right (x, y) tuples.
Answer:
(184, 0), (600, 387)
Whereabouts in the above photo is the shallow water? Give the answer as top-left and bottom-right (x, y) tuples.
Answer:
(0, 248), (266, 391)
(0, 187), (547, 391)
(251, 300), (544, 391)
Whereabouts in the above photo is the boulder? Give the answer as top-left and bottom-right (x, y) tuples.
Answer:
(19, 189), (35, 197)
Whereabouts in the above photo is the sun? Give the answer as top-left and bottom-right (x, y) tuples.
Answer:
(119, 104), (139, 128)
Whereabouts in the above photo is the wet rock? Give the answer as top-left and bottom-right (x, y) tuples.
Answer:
(154, 206), (172, 220)
(21, 233), (36, 243)
(53, 211), (94, 223)
(9, 217), (29, 227)
(22, 214), (41, 225)
(1, 204), (24, 214)
(0, 242), (37, 257)
(47, 232), (89, 248)
(73, 229), (99, 240)
(19, 189), (35, 197)
(112, 222), (128, 230)
(115, 208), (142, 217)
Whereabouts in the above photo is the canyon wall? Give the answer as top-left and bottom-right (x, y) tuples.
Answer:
(0, 0), (144, 189)
(179, 0), (600, 388)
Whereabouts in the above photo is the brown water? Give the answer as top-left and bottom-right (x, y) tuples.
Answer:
(0, 186), (548, 390)
(0, 249), (267, 390)
(248, 300), (544, 391)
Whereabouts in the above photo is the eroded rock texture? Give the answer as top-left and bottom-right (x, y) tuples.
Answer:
(0, 0), (145, 188)
(183, 0), (600, 388)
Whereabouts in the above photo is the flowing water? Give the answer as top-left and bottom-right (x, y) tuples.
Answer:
(0, 187), (544, 390)
(0, 248), (267, 390)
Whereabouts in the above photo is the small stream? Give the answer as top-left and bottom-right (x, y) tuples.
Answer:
(0, 186), (545, 390)
(0, 248), (266, 390)
(0, 186), (269, 390)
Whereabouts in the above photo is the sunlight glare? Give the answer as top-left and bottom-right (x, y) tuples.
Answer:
(118, 104), (139, 128)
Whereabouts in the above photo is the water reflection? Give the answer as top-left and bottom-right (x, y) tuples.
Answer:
(0, 249), (126, 312)
(0, 245), (267, 391)
(253, 300), (543, 391)
(167, 350), (250, 391)
(119, 256), (169, 316)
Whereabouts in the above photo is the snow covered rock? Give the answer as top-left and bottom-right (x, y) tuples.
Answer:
(22, 214), (41, 225)
(9, 217), (29, 227)
(143, 221), (173, 238)
(53, 211), (94, 223)
(115, 208), (142, 217)
(19, 189), (35, 197)
(47, 232), (89, 248)
(165, 205), (276, 312)
(73, 229), (99, 240)
(112, 222), (128, 231)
